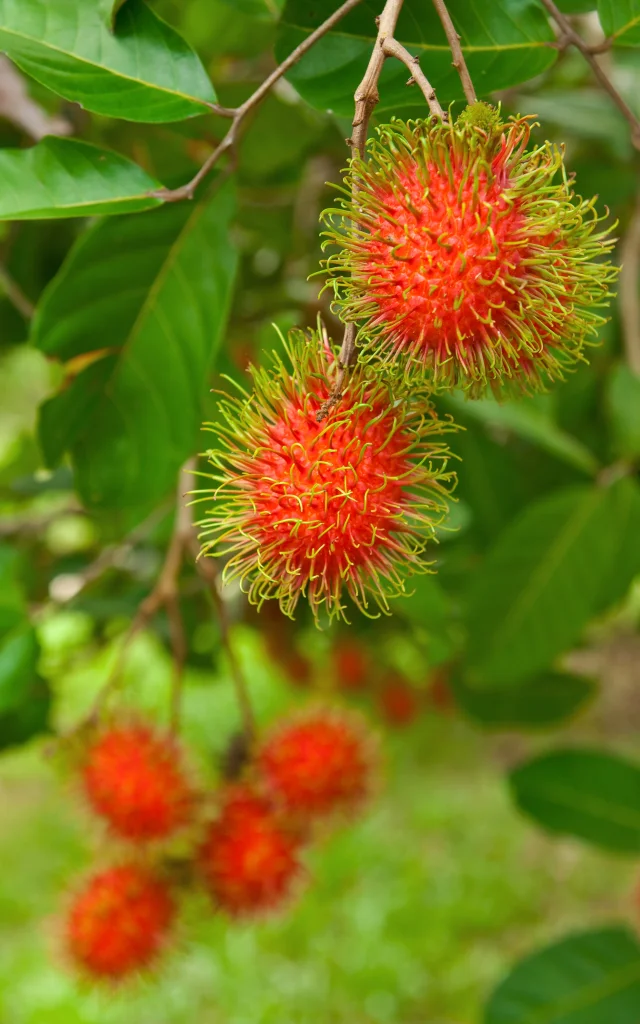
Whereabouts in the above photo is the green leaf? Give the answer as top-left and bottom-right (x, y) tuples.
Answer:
(484, 927), (640, 1024)
(0, 544), (26, 635)
(0, 138), (163, 220)
(509, 748), (640, 853)
(443, 392), (599, 476)
(594, 477), (640, 613)
(100, 0), (129, 29)
(0, 0), (216, 122)
(465, 485), (617, 687)
(276, 0), (557, 116)
(453, 671), (595, 729)
(599, 0), (640, 45)
(606, 364), (640, 459)
(556, 0), (595, 9)
(0, 675), (51, 751)
(0, 624), (39, 714)
(33, 181), (238, 510)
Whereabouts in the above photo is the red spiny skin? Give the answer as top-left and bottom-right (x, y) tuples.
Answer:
(249, 391), (411, 597)
(258, 712), (372, 820)
(379, 676), (421, 727)
(324, 118), (617, 390)
(81, 723), (193, 842)
(198, 786), (302, 917)
(66, 863), (175, 980)
(333, 639), (370, 691)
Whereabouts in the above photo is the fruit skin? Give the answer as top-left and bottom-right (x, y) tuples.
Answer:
(198, 785), (302, 917)
(65, 862), (176, 980)
(198, 329), (455, 626)
(379, 675), (421, 727)
(322, 114), (617, 394)
(333, 639), (370, 691)
(81, 721), (193, 842)
(257, 709), (374, 821)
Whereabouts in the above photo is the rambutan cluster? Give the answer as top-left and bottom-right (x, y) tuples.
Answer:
(61, 707), (376, 981)
(322, 106), (617, 393)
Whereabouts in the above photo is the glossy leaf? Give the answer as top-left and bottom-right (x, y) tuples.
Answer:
(509, 748), (640, 853)
(0, 0), (216, 122)
(0, 138), (163, 220)
(485, 927), (640, 1024)
(453, 671), (595, 729)
(594, 477), (640, 613)
(599, 1), (640, 45)
(465, 485), (617, 687)
(443, 392), (599, 476)
(606, 364), (640, 459)
(276, 0), (557, 115)
(33, 182), (238, 510)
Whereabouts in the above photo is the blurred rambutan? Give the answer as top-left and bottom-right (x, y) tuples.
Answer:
(198, 785), (302, 917)
(378, 675), (421, 727)
(322, 107), (617, 392)
(332, 638), (370, 691)
(257, 709), (374, 821)
(81, 722), (193, 842)
(65, 862), (175, 980)
(197, 329), (455, 625)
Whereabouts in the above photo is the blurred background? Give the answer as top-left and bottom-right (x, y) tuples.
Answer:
(1, 1), (640, 1022)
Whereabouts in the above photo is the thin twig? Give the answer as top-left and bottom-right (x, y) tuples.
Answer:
(431, 0), (476, 104)
(0, 265), (35, 319)
(540, 0), (640, 150)
(382, 38), (445, 118)
(154, 0), (364, 203)
(620, 195), (640, 377)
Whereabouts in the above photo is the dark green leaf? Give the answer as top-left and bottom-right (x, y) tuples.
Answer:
(443, 392), (599, 476)
(485, 927), (640, 1024)
(277, 0), (556, 116)
(606, 364), (640, 459)
(0, 0), (216, 122)
(0, 674), (51, 751)
(599, 1), (640, 45)
(0, 543), (25, 635)
(0, 138), (163, 220)
(465, 485), (616, 687)
(0, 624), (39, 714)
(453, 671), (595, 729)
(556, 0), (595, 10)
(594, 477), (640, 613)
(33, 182), (238, 510)
(509, 748), (640, 853)
(100, 0), (129, 29)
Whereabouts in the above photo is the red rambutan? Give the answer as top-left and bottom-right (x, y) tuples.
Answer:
(378, 675), (421, 727)
(322, 107), (617, 392)
(81, 722), (193, 842)
(197, 329), (455, 625)
(257, 709), (374, 821)
(65, 862), (176, 980)
(333, 638), (370, 691)
(198, 785), (302, 917)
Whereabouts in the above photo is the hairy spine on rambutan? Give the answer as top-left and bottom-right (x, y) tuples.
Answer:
(65, 862), (176, 980)
(196, 329), (456, 626)
(197, 785), (302, 917)
(80, 721), (194, 843)
(322, 112), (617, 393)
(257, 708), (375, 822)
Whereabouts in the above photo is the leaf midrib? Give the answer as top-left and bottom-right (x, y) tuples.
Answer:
(0, 23), (210, 107)
(280, 22), (552, 53)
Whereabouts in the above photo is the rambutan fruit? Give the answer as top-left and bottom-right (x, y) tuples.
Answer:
(65, 862), (176, 980)
(197, 329), (455, 625)
(332, 637), (370, 691)
(81, 721), (194, 843)
(378, 675), (421, 727)
(322, 110), (617, 393)
(198, 785), (302, 917)
(257, 709), (374, 821)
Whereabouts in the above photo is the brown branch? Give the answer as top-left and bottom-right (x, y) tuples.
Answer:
(382, 38), (445, 118)
(540, 0), (640, 150)
(620, 196), (640, 377)
(431, 0), (476, 104)
(154, 0), (364, 203)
